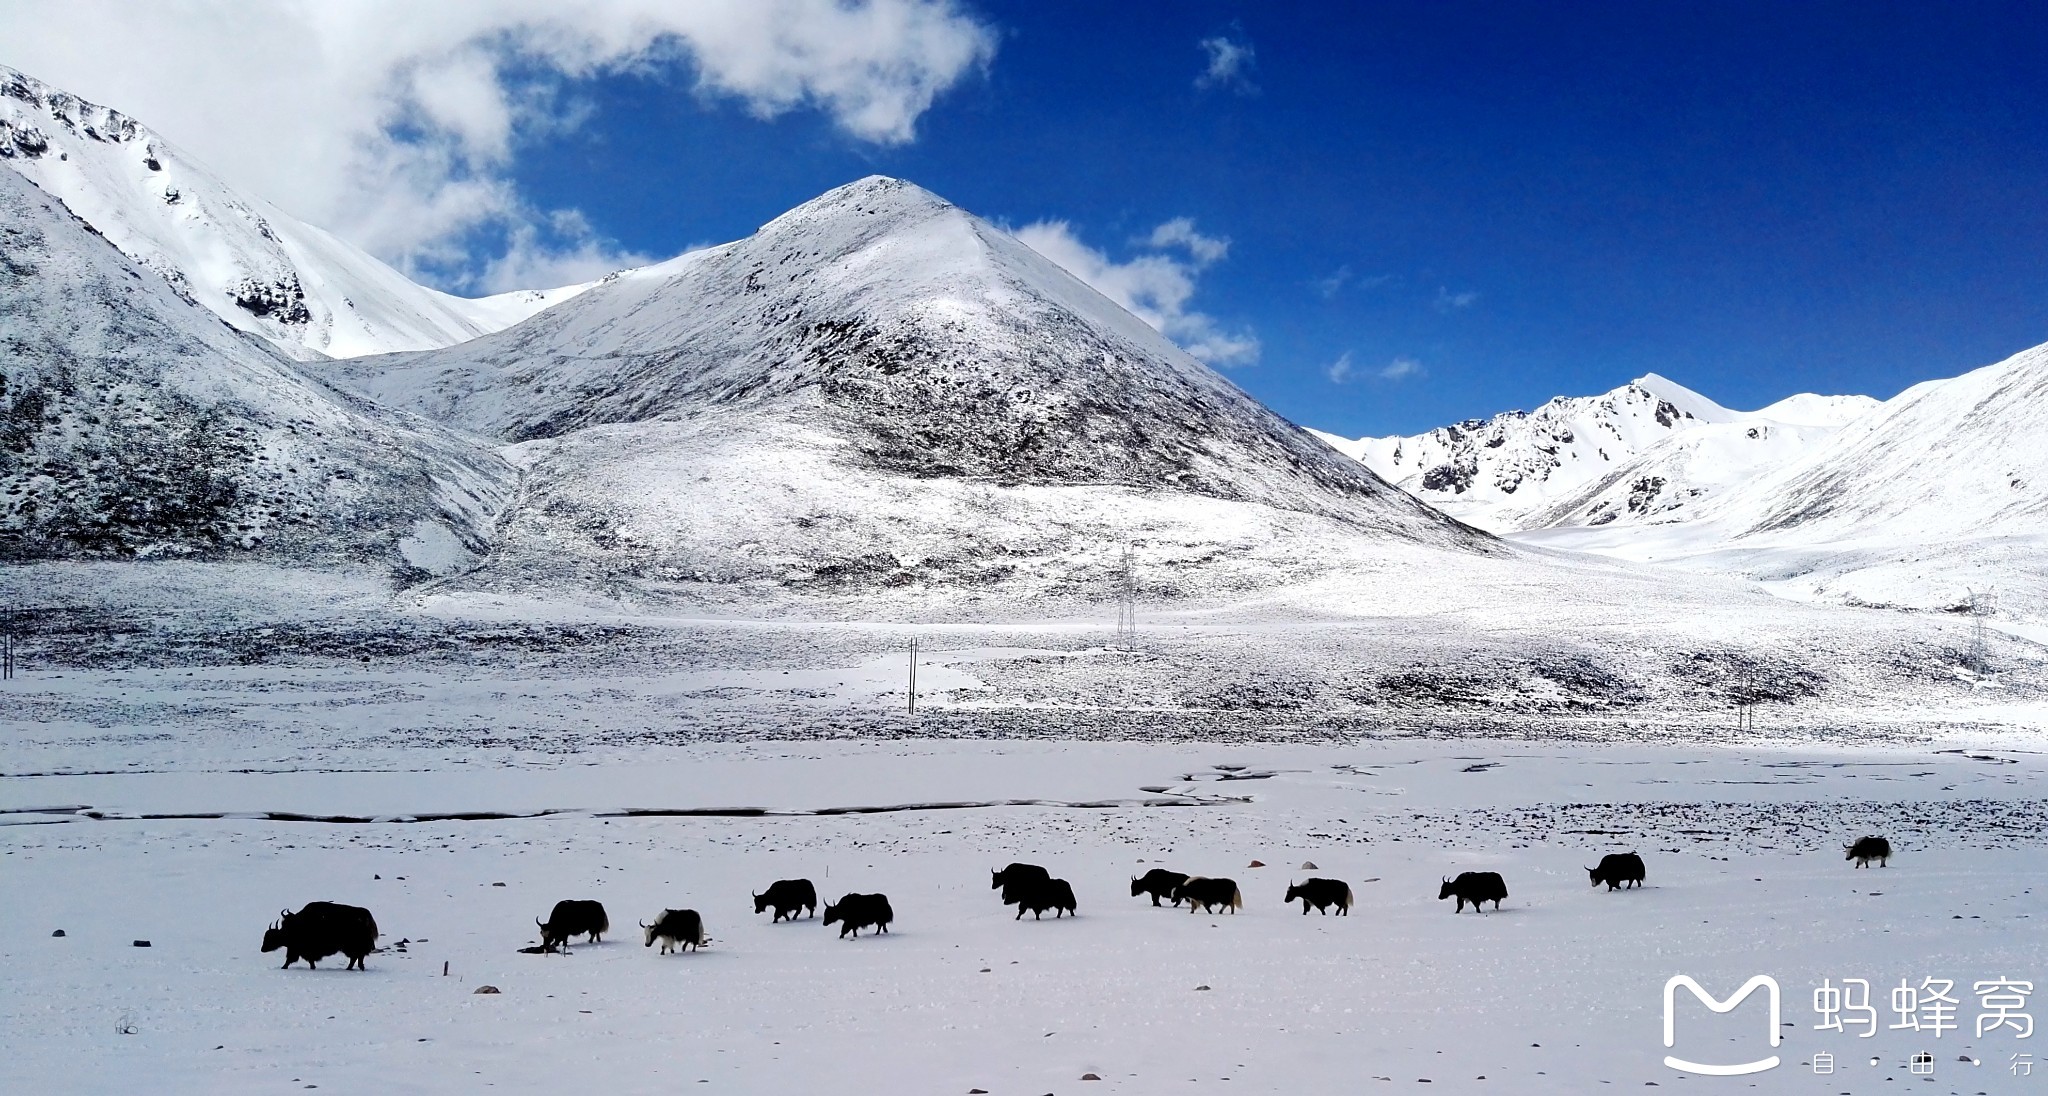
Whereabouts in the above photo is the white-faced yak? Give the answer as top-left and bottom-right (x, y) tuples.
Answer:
(641, 909), (706, 954)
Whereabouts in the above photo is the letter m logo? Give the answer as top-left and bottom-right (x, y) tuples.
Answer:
(1662, 974), (1782, 1076)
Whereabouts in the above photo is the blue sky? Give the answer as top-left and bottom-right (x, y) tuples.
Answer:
(18, 1), (2041, 438)
(494, 2), (2048, 437)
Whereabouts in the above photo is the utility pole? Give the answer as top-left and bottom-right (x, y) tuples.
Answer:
(1734, 665), (1755, 732)
(907, 636), (918, 714)
(2, 605), (15, 681)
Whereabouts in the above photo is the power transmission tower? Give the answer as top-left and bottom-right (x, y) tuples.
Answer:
(1114, 546), (1138, 650)
(1966, 588), (1996, 675)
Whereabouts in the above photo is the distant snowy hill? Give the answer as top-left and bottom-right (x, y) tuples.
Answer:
(0, 64), (589, 361)
(0, 167), (512, 569)
(317, 176), (1489, 603)
(1512, 340), (2048, 618)
(1313, 374), (1875, 533)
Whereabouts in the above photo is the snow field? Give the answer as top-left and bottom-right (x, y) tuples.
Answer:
(4, 741), (2046, 1095)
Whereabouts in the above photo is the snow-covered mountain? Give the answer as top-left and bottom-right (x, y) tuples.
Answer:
(1313, 374), (1874, 533)
(0, 166), (512, 569)
(0, 64), (589, 361)
(316, 176), (1489, 603)
(1510, 340), (2048, 619)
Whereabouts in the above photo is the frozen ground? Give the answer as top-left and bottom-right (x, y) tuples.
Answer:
(3, 739), (2047, 1095)
(4, 558), (2046, 1095)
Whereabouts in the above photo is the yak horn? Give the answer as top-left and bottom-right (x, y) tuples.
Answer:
(536, 917), (546, 929)
(280, 908), (290, 919)
(638, 920), (649, 929)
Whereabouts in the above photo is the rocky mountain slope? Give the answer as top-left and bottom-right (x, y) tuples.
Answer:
(1315, 375), (1874, 533)
(0, 166), (512, 570)
(0, 64), (588, 361)
(315, 176), (1490, 604)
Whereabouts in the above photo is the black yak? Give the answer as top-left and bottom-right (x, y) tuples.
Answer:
(1846, 836), (1892, 868)
(261, 901), (378, 971)
(1175, 876), (1243, 914)
(1587, 852), (1646, 891)
(537, 899), (610, 952)
(1131, 868), (1189, 907)
(1009, 877), (1078, 920)
(1284, 878), (1353, 915)
(641, 909), (706, 954)
(992, 862), (1051, 896)
(823, 892), (893, 938)
(753, 878), (818, 922)
(1439, 872), (1508, 913)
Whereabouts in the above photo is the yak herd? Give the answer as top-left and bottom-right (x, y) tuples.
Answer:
(260, 836), (1897, 970)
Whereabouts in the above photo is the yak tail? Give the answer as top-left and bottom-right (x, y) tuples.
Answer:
(1230, 886), (1244, 910)
(1339, 887), (1353, 911)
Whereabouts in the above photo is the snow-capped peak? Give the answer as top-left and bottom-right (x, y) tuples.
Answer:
(1629, 372), (1739, 424)
(0, 64), (593, 360)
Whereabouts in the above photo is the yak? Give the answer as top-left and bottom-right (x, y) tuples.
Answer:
(1009, 876), (1078, 920)
(1587, 852), (1647, 891)
(1284, 878), (1353, 915)
(641, 909), (706, 954)
(261, 901), (378, 971)
(992, 862), (1051, 895)
(1846, 836), (1893, 868)
(823, 892), (893, 938)
(1175, 876), (1244, 914)
(1130, 868), (1189, 907)
(1439, 871), (1508, 913)
(753, 878), (818, 922)
(537, 899), (610, 952)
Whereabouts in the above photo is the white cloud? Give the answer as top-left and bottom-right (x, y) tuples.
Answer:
(477, 210), (656, 294)
(1144, 217), (1230, 265)
(1015, 217), (1259, 367)
(0, 0), (996, 290)
(1315, 265), (1353, 299)
(1435, 286), (1480, 311)
(1379, 356), (1424, 381)
(1325, 353), (1423, 384)
(1196, 34), (1257, 94)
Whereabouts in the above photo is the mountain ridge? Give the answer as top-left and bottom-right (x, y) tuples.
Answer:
(0, 63), (591, 361)
(1315, 375), (1878, 533)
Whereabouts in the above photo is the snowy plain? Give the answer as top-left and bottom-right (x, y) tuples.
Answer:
(4, 568), (2048, 1096)
(5, 737), (2047, 1096)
